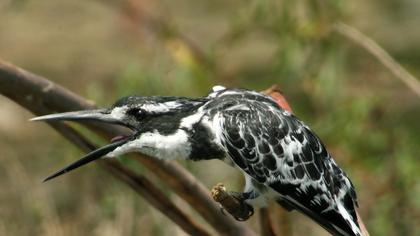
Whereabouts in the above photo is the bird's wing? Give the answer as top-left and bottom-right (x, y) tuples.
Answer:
(214, 102), (362, 236)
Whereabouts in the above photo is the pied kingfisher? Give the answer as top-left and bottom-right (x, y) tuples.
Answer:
(32, 86), (365, 236)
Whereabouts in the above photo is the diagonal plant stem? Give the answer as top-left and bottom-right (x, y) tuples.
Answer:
(334, 22), (420, 98)
(259, 208), (277, 236)
(50, 121), (212, 236)
(0, 60), (212, 236)
(102, 160), (213, 236)
(0, 59), (256, 236)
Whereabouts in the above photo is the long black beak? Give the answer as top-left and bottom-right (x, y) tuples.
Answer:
(31, 109), (131, 182)
(30, 109), (118, 123)
(43, 138), (129, 182)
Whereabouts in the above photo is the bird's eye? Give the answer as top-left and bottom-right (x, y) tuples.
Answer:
(127, 108), (146, 120)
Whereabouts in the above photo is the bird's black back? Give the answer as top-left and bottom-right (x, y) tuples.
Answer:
(202, 88), (361, 236)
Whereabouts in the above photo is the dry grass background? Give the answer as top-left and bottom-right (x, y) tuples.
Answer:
(0, 0), (419, 235)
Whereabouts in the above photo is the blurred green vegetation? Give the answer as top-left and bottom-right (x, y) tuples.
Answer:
(0, 0), (419, 235)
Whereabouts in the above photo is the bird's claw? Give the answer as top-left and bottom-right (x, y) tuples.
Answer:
(230, 192), (254, 221)
(233, 204), (254, 221)
(211, 184), (254, 221)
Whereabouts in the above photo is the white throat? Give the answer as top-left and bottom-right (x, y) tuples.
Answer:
(107, 129), (191, 160)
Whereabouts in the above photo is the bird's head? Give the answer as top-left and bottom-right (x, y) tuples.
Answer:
(31, 95), (207, 181)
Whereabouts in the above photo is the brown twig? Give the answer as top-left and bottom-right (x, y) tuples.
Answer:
(0, 59), (255, 236)
(259, 208), (277, 236)
(51, 122), (212, 236)
(102, 160), (212, 236)
(0, 59), (212, 236)
(131, 156), (252, 235)
(355, 210), (370, 236)
(333, 22), (420, 98)
(273, 207), (292, 236)
(261, 85), (293, 114)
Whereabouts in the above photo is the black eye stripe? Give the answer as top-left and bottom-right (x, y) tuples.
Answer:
(127, 108), (146, 119)
(127, 108), (139, 115)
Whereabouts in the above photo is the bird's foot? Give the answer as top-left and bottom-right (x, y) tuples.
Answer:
(229, 191), (255, 221)
(211, 183), (254, 221)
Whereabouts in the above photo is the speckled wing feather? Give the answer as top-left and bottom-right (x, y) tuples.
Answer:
(208, 90), (361, 236)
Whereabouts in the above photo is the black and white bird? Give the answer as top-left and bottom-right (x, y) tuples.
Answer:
(32, 86), (364, 236)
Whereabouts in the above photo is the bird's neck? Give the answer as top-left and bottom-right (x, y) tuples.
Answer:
(109, 112), (225, 161)
(130, 129), (193, 160)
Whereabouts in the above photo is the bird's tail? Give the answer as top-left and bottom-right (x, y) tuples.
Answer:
(335, 196), (363, 236)
(277, 195), (365, 236)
